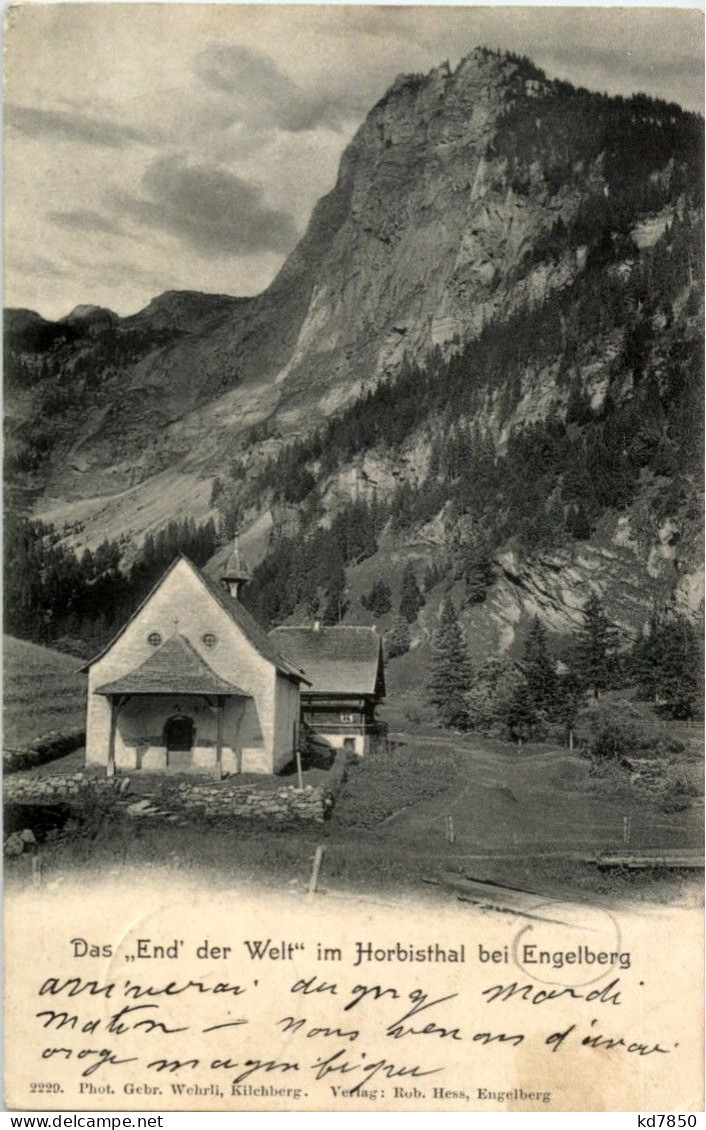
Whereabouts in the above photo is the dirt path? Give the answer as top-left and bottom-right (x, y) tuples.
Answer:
(382, 730), (703, 854)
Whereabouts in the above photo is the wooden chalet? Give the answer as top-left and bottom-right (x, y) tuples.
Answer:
(269, 623), (386, 756)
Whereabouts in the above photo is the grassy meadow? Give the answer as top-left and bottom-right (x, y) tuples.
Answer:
(6, 720), (703, 906)
(3, 635), (86, 748)
(4, 634), (702, 907)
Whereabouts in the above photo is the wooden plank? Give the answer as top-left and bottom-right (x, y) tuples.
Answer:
(431, 872), (577, 925)
(594, 849), (704, 870)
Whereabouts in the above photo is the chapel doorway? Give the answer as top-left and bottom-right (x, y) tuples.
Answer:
(164, 715), (195, 769)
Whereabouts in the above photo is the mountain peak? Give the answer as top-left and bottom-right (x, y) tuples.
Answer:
(372, 44), (553, 124)
(122, 288), (247, 335)
(59, 304), (118, 325)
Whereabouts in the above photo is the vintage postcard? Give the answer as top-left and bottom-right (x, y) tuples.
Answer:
(3, 3), (704, 1114)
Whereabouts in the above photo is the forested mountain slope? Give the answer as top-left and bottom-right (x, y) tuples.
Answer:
(5, 47), (703, 662)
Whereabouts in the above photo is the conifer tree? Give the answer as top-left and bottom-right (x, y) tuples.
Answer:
(362, 579), (392, 618)
(209, 476), (222, 507)
(458, 530), (494, 604)
(299, 571), (320, 619)
(504, 676), (538, 747)
(428, 599), (472, 728)
(567, 503), (592, 541)
(574, 594), (620, 699)
(555, 670), (584, 749)
(565, 380), (593, 426)
(386, 614), (411, 659)
(399, 562), (425, 623)
(423, 563), (440, 592)
(631, 613), (663, 704)
(522, 616), (558, 717)
(631, 613), (702, 719)
(323, 564), (347, 625)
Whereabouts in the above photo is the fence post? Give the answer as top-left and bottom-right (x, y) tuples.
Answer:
(31, 847), (42, 886)
(307, 844), (325, 897)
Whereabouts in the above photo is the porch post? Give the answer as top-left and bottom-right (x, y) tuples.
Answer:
(215, 696), (224, 776)
(107, 697), (118, 779)
(106, 695), (130, 778)
(294, 720), (303, 790)
(106, 696), (118, 777)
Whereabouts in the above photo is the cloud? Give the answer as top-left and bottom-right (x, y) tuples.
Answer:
(5, 103), (152, 148)
(192, 42), (360, 132)
(113, 154), (298, 257)
(80, 258), (178, 292)
(48, 209), (124, 236)
(7, 252), (71, 281)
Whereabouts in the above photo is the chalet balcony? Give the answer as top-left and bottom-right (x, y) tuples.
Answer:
(304, 720), (388, 737)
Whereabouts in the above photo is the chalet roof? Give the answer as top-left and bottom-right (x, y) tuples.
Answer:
(95, 633), (251, 697)
(269, 625), (386, 697)
(83, 555), (308, 684)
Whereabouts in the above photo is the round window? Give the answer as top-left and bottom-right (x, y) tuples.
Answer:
(202, 632), (217, 649)
(147, 632), (162, 648)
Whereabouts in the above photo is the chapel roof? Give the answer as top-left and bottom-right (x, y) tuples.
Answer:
(83, 555), (308, 684)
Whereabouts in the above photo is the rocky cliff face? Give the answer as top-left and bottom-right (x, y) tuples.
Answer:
(5, 47), (704, 650)
(7, 50), (613, 525)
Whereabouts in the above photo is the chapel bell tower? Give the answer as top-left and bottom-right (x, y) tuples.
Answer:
(220, 535), (250, 600)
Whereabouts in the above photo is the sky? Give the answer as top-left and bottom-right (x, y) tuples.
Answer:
(4, 4), (704, 320)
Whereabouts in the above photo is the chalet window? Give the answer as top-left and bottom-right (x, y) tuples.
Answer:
(147, 632), (162, 648)
(202, 632), (218, 649)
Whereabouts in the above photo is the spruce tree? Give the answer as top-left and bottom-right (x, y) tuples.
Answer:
(428, 599), (472, 728)
(574, 594), (619, 699)
(362, 579), (392, 617)
(504, 676), (538, 747)
(299, 572), (320, 619)
(399, 562), (425, 623)
(386, 614), (411, 659)
(323, 565), (347, 625)
(423, 563), (440, 592)
(565, 379), (594, 426)
(631, 613), (662, 703)
(223, 503), (243, 541)
(209, 476), (223, 507)
(632, 613), (702, 719)
(458, 530), (494, 604)
(567, 503), (591, 541)
(522, 616), (558, 718)
(555, 670), (584, 749)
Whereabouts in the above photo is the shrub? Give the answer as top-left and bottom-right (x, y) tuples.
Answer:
(585, 756), (630, 791)
(588, 718), (657, 761)
(659, 763), (702, 813)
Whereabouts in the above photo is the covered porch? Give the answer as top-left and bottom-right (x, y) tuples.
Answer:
(95, 635), (256, 777)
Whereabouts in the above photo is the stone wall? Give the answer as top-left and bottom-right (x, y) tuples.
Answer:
(4, 772), (116, 802)
(5, 748), (349, 824)
(164, 781), (331, 822)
